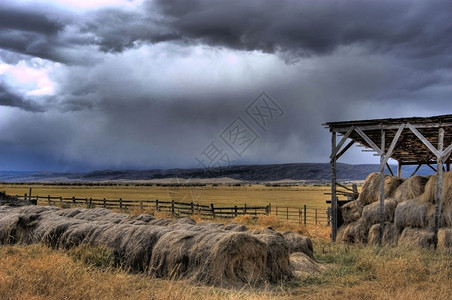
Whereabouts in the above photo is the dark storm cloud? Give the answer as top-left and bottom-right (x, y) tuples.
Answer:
(0, 83), (44, 112)
(1, 0), (452, 172)
(146, 0), (452, 59)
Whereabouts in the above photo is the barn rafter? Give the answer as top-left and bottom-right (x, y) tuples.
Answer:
(324, 114), (452, 247)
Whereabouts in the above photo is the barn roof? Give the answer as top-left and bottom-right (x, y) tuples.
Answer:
(324, 114), (452, 165)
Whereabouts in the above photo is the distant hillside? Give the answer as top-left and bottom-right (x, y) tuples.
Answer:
(0, 163), (437, 183)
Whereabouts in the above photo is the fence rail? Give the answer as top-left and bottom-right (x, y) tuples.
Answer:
(14, 193), (328, 225)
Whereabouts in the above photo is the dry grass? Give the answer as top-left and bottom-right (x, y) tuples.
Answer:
(1, 238), (452, 299)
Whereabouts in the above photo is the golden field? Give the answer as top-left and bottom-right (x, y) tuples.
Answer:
(0, 183), (335, 209)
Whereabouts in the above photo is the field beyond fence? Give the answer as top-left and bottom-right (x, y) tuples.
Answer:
(13, 192), (329, 226)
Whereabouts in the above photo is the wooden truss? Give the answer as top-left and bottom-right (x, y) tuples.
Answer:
(324, 114), (452, 247)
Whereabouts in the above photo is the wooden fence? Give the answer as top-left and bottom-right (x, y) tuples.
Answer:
(14, 193), (327, 225)
(273, 206), (329, 226)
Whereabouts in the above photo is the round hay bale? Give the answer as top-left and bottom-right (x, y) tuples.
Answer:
(393, 175), (430, 204)
(290, 252), (327, 277)
(223, 223), (248, 232)
(438, 228), (452, 251)
(341, 200), (364, 224)
(281, 231), (314, 258)
(398, 228), (435, 249)
(367, 223), (398, 246)
(253, 232), (292, 283)
(421, 173), (452, 205)
(337, 220), (368, 244)
(394, 199), (434, 232)
(357, 173), (404, 206)
(150, 230), (274, 286)
(361, 198), (398, 226)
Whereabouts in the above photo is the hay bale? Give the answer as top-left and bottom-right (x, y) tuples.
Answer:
(0, 206), (299, 285)
(438, 228), (452, 251)
(281, 231), (314, 258)
(337, 220), (368, 244)
(421, 172), (452, 205)
(394, 175), (430, 204)
(361, 198), (398, 226)
(223, 223), (248, 232)
(394, 199), (434, 232)
(398, 228), (435, 249)
(253, 232), (292, 283)
(290, 252), (328, 277)
(150, 230), (274, 285)
(357, 173), (404, 206)
(341, 200), (364, 224)
(367, 223), (398, 246)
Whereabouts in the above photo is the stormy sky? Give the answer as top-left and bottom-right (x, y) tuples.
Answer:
(1, 0), (452, 172)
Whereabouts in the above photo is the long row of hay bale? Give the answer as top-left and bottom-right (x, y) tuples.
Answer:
(338, 172), (452, 249)
(0, 205), (318, 286)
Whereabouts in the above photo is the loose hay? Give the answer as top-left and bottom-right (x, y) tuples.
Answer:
(0, 205), (314, 286)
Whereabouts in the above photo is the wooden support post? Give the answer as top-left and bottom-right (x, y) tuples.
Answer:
(331, 132), (338, 242)
(434, 128), (444, 249)
(397, 161), (402, 177)
(379, 129), (386, 246)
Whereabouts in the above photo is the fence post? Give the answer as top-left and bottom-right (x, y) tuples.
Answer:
(191, 202), (194, 215)
(48, 195), (51, 205)
(103, 198), (106, 208)
(171, 200), (175, 215)
(29, 188), (32, 201)
(119, 198), (123, 209)
(89, 198), (92, 207)
(299, 208), (302, 224)
(211, 203), (215, 219)
(140, 201), (144, 210)
(72, 196), (75, 206)
(156, 200), (159, 211)
(286, 207), (289, 220)
(315, 208), (318, 225)
(276, 206), (278, 217)
(234, 205), (238, 217)
(304, 204), (307, 226)
(244, 203), (247, 214)
(24, 193), (27, 201)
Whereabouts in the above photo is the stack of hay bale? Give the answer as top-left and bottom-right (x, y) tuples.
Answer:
(338, 172), (452, 249)
(0, 205), (319, 286)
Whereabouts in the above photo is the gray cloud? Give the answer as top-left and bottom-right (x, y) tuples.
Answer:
(1, 0), (452, 171)
(0, 83), (44, 112)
